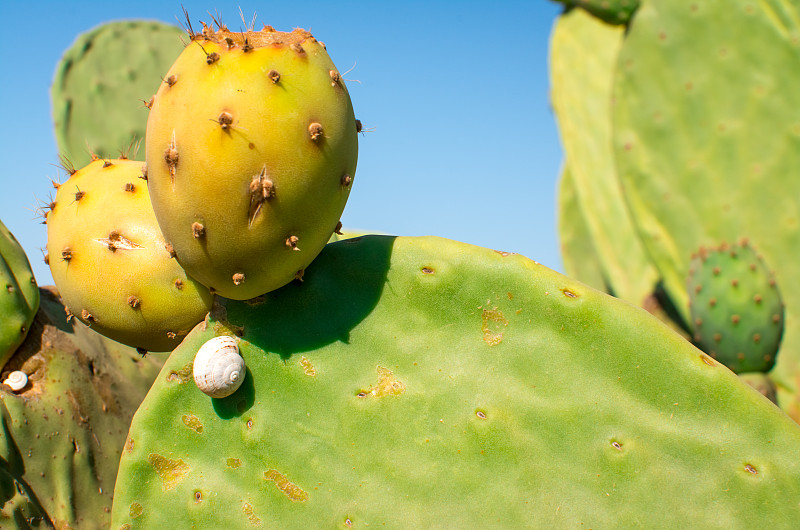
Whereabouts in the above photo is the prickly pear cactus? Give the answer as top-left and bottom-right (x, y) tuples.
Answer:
(553, 0), (640, 25)
(51, 20), (186, 167)
(687, 241), (784, 374)
(145, 23), (359, 300)
(0, 221), (39, 369)
(0, 287), (163, 529)
(557, 165), (608, 293)
(112, 236), (800, 528)
(45, 157), (214, 352)
(551, 7), (658, 305)
(612, 0), (800, 420)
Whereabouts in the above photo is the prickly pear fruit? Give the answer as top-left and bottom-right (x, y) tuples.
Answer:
(1, 287), (163, 529)
(51, 20), (186, 167)
(45, 157), (214, 351)
(0, 220), (39, 368)
(112, 236), (800, 528)
(145, 23), (358, 300)
(687, 241), (784, 374)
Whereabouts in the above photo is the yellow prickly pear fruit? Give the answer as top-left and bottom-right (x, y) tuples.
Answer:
(144, 23), (359, 299)
(45, 158), (214, 352)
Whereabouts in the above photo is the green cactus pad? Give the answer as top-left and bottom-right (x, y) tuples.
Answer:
(0, 287), (163, 529)
(557, 165), (609, 293)
(0, 221), (39, 369)
(45, 158), (214, 352)
(112, 236), (800, 528)
(688, 241), (784, 374)
(551, 8), (658, 305)
(553, 0), (640, 25)
(51, 20), (186, 167)
(612, 0), (800, 421)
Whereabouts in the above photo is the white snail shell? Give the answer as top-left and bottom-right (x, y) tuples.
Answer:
(3, 371), (28, 392)
(193, 336), (245, 398)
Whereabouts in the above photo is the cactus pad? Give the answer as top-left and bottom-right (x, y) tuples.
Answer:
(553, 0), (640, 25)
(45, 158), (214, 352)
(0, 221), (39, 369)
(51, 20), (186, 167)
(688, 241), (784, 374)
(145, 23), (358, 299)
(112, 236), (800, 527)
(0, 287), (163, 528)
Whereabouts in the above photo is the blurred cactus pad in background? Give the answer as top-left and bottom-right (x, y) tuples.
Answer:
(0, 0), (799, 527)
(51, 21), (186, 167)
(552, 1), (800, 421)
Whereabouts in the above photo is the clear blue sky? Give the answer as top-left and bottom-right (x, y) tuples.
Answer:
(1, 1), (564, 287)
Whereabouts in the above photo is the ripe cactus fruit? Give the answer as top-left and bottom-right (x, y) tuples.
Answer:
(45, 157), (214, 351)
(0, 220), (39, 368)
(688, 241), (784, 374)
(112, 236), (800, 528)
(51, 20), (186, 167)
(145, 23), (358, 300)
(0, 287), (163, 529)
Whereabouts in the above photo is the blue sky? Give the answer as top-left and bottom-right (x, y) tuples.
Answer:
(1, 1), (564, 286)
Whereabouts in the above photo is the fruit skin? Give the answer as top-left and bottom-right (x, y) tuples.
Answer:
(0, 287), (163, 529)
(112, 236), (800, 528)
(0, 220), (39, 368)
(145, 24), (358, 300)
(688, 241), (784, 374)
(51, 20), (185, 167)
(46, 158), (214, 351)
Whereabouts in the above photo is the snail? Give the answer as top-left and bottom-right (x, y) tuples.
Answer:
(193, 335), (245, 398)
(3, 371), (28, 392)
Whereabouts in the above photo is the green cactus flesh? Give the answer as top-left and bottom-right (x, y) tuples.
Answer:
(688, 241), (784, 374)
(145, 25), (358, 300)
(612, 0), (800, 420)
(557, 165), (609, 293)
(51, 20), (186, 167)
(112, 236), (800, 528)
(45, 158), (214, 352)
(550, 8), (658, 306)
(0, 221), (39, 369)
(553, 0), (640, 25)
(0, 287), (163, 529)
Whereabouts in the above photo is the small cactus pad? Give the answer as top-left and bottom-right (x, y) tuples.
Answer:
(688, 241), (784, 374)
(112, 236), (800, 527)
(51, 20), (186, 166)
(0, 287), (163, 528)
(0, 220), (39, 368)
(45, 158), (214, 351)
(145, 23), (358, 299)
